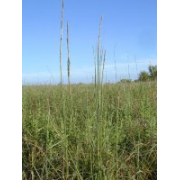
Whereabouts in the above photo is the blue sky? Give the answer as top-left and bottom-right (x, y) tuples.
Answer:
(22, 0), (157, 84)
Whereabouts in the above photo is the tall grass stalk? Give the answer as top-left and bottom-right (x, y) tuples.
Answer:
(59, 0), (64, 85)
(94, 15), (107, 178)
(59, 0), (67, 177)
(67, 22), (71, 94)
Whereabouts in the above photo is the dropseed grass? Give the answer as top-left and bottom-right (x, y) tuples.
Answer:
(22, 3), (156, 179)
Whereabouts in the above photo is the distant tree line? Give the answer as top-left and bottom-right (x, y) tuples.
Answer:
(118, 65), (157, 83)
(138, 65), (157, 81)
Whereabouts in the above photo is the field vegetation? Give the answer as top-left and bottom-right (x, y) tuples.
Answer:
(22, 81), (157, 180)
(22, 1), (156, 179)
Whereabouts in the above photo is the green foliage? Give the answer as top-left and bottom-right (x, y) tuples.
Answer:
(149, 65), (157, 80)
(138, 65), (157, 81)
(22, 82), (157, 180)
(138, 71), (150, 81)
(120, 79), (132, 83)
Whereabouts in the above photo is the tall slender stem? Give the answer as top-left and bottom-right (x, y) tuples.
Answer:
(60, 0), (64, 85)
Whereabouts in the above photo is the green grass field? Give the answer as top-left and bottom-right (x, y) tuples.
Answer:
(22, 81), (157, 180)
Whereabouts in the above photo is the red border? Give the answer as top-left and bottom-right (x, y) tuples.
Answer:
(0, 0), (22, 180)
